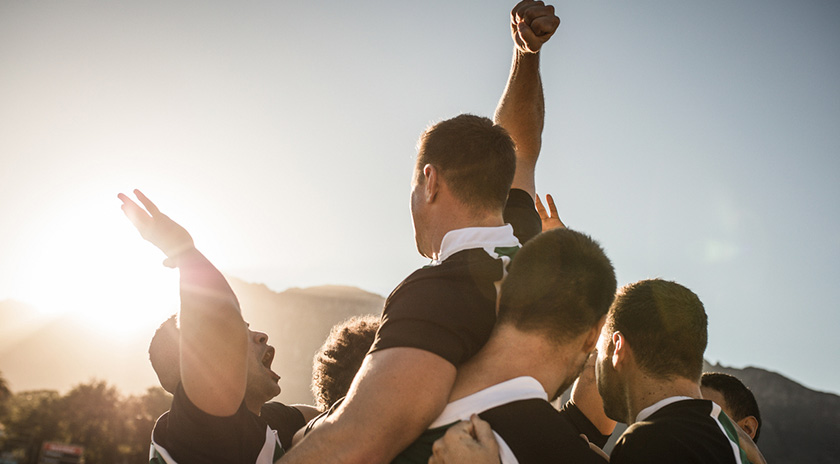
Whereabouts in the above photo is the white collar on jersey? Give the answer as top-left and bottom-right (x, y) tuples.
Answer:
(430, 376), (548, 428)
(433, 224), (520, 265)
(635, 396), (697, 423)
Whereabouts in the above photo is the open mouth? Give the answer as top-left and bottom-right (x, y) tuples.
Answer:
(262, 346), (275, 369)
(262, 346), (280, 382)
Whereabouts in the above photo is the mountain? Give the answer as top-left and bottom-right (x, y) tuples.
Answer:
(0, 279), (384, 405)
(702, 361), (840, 464)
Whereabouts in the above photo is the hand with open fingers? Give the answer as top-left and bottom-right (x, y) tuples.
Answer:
(511, 0), (560, 54)
(429, 415), (500, 464)
(536, 193), (566, 231)
(118, 189), (195, 266)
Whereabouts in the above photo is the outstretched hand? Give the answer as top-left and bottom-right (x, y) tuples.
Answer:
(536, 193), (566, 231)
(511, 0), (560, 54)
(118, 189), (195, 267)
(429, 415), (500, 464)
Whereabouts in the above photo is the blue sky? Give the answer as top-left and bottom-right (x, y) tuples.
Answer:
(1, 0), (838, 394)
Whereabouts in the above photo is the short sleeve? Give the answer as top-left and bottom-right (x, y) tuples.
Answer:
(504, 188), (541, 245)
(369, 252), (501, 366)
(559, 400), (613, 449)
(260, 402), (305, 451)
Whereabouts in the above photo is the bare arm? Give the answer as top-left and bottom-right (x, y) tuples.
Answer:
(119, 190), (248, 417)
(281, 348), (457, 464)
(571, 352), (617, 436)
(495, 0), (559, 199)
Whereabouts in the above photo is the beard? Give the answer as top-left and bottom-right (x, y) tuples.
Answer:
(596, 360), (628, 423)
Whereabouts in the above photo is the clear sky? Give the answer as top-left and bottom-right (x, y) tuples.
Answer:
(1, 1), (838, 394)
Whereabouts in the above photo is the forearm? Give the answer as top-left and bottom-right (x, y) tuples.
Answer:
(177, 247), (241, 319)
(570, 368), (616, 436)
(495, 49), (544, 198)
(282, 348), (456, 464)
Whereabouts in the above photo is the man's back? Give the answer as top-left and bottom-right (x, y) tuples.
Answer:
(611, 399), (750, 464)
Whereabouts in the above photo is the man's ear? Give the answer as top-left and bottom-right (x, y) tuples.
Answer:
(737, 416), (759, 441)
(611, 331), (627, 369)
(423, 164), (439, 203)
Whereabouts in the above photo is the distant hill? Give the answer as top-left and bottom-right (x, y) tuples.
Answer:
(227, 280), (384, 404)
(2, 283), (838, 462)
(702, 361), (840, 464)
(0, 279), (383, 405)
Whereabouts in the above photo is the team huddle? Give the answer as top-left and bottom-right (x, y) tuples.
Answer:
(118, 1), (765, 463)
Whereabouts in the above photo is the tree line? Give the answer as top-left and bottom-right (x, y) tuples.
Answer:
(0, 372), (170, 464)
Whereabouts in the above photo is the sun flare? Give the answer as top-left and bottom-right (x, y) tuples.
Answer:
(15, 195), (181, 335)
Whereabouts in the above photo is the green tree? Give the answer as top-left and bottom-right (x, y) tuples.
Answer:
(58, 380), (127, 464)
(0, 389), (62, 463)
(121, 387), (171, 463)
(0, 370), (11, 419)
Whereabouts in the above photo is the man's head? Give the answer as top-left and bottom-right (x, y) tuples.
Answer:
(311, 315), (380, 411)
(410, 114), (516, 257)
(596, 279), (708, 422)
(701, 372), (762, 442)
(149, 314), (180, 394)
(498, 228), (617, 399)
(149, 316), (281, 405)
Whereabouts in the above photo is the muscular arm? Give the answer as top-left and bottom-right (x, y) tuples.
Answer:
(119, 190), (248, 417)
(495, 1), (559, 199)
(281, 348), (457, 464)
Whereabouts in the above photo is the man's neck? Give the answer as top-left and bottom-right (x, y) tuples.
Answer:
(626, 375), (702, 424)
(448, 327), (572, 403)
(245, 395), (263, 415)
(427, 211), (506, 260)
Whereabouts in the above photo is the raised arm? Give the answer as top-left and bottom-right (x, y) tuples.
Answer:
(119, 190), (248, 417)
(495, 0), (559, 200)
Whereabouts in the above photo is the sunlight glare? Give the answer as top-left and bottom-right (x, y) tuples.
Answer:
(15, 195), (180, 335)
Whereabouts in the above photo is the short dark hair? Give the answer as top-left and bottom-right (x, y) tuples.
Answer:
(149, 314), (180, 394)
(416, 114), (516, 213)
(311, 315), (380, 411)
(702, 372), (762, 442)
(606, 279), (707, 381)
(498, 228), (617, 344)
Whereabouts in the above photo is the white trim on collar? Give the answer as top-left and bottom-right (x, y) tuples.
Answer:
(434, 224), (521, 264)
(635, 396), (695, 423)
(430, 376), (548, 428)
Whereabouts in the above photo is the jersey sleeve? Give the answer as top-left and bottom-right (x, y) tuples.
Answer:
(504, 188), (541, 245)
(260, 402), (306, 451)
(368, 259), (499, 366)
(559, 400), (613, 449)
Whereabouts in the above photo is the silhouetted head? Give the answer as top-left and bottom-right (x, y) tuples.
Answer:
(149, 314), (180, 394)
(311, 315), (380, 412)
(410, 114), (516, 257)
(701, 372), (762, 442)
